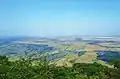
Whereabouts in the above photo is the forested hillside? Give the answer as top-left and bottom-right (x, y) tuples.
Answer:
(0, 56), (120, 79)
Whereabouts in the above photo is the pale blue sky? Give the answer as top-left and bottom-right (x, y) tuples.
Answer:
(0, 0), (120, 37)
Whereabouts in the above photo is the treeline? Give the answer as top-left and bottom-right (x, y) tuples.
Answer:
(0, 56), (120, 79)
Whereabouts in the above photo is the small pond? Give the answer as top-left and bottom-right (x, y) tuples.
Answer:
(96, 51), (120, 62)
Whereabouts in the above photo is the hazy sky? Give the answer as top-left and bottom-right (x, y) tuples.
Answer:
(0, 0), (120, 37)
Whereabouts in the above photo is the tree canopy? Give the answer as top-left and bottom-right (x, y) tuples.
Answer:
(0, 56), (120, 79)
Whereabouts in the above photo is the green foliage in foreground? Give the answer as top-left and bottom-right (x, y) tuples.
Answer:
(0, 56), (120, 79)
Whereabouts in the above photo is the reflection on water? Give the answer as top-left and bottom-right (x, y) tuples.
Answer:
(96, 51), (120, 62)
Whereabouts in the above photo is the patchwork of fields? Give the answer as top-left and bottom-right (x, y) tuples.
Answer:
(0, 37), (120, 67)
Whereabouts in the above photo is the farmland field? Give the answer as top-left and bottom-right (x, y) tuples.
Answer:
(0, 36), (120, 67)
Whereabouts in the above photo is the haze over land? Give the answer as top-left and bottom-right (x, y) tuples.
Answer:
(0, 0), (120, 67)
(1, 1), (120, 79)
